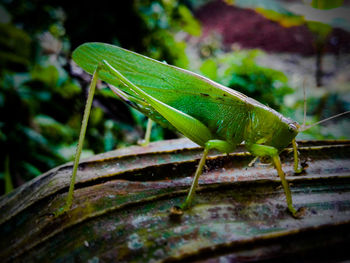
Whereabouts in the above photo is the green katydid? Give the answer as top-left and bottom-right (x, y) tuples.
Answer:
(56, 42), (349, 217)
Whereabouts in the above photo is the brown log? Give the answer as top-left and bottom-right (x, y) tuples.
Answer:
(1, 139), (350, 262)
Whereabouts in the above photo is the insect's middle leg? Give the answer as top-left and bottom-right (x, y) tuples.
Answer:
(107, 84), (154, 146)
(247, 143), (303, 218)
(140, 118), (153, 146)
(181, 140), (235, 210)
(292, 139), (303, 173)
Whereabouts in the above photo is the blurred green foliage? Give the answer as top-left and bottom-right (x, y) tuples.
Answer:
(230, 0), (350, 86)
(199, 50), (293, 110)
(283, 87), (350, 140)
(0, 57), (79, 181)
(311, 0), (344, 10)
(0, 23), (31, 70)
(136, 0), (200, 68)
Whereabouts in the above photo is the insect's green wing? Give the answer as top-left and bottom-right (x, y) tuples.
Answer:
(72, 42), (249, 144)
(107, 84), (177, 132)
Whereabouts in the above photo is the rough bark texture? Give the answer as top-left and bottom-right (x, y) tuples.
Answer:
(0, 139), (350, 262)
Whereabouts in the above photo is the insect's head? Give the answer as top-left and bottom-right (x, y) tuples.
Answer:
(265, 109), (350, 151)
(285, 118), (300, 134)
(267, 116), (299, 151)
(246, 108), (300, 151)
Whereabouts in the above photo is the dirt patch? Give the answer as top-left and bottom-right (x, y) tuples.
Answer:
(195, 0), (350, 55)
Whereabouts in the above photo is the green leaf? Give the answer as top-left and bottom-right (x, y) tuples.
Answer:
(232, 0), (292, 15)
(307, 21), (332, 41)
(311, 0), (344, 10)
(255, 8), (304, 27)
(4, 156), (13, 194)
(231, 0), (350, 31)
(230, 0), (304, 27)
(34, 115), (75, 141)
(31, 65), (59, 88)
(23, 127), (48, 145)
(0, 23), (31, 69)
(55, 144), (94, 161)
(200, 59), (217, 81)
(288, 3), (350, 32)
(21, 161), (42, 178)
(0, 4), (11, 23)
(58, 80), (81, 98)
(177, 5), (201, 36)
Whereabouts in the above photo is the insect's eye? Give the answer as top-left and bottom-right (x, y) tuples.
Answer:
(288, 124), (296, 132)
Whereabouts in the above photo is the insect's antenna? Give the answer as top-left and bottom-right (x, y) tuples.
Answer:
(299, 78), (307, 131)
(303, 79), (307, 128)
(298, 79), (349, 132)
(299, 110), (350, 132)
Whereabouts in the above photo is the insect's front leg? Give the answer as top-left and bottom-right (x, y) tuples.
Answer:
(292, 139), (303, 174)
(247, 143), (305, 218)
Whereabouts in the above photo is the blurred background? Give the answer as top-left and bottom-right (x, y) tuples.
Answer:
(0, 0), (349, 194)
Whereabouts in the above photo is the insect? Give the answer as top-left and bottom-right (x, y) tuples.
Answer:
(56, 42), (349, 217)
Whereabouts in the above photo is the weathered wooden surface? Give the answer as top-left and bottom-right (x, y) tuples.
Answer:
(0, 139), (350, 262)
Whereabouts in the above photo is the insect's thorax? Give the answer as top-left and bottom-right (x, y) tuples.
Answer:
(243, 104), (299, 151)
(207, 104), (249, 146)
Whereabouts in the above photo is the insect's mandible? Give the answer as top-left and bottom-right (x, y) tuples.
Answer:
(55, 42), (349, 218)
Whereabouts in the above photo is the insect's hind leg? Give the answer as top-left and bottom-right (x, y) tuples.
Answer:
(178, 140), (235, 212)
(55, 66), (101, 216)
(247, 143), (305, 218)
